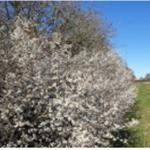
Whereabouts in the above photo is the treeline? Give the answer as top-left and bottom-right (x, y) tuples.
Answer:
(0, 2), (136, 147)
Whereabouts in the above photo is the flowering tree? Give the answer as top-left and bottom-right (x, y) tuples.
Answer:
(0, 17), (136, 147)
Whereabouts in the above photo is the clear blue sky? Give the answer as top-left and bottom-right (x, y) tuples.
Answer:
(80, 2), (150, 78)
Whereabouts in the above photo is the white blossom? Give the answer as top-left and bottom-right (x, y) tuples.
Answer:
(0, 17), (136, 147)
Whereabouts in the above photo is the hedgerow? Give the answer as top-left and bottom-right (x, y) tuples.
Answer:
(0, 17), (136, 147)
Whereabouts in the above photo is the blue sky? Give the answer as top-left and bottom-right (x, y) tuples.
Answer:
(81, 2), (150, 78)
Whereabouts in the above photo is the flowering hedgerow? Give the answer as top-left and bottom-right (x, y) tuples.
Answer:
(0, 17), (136, 147)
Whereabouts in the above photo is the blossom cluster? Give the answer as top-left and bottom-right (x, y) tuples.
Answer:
(0, 17), (136, 147)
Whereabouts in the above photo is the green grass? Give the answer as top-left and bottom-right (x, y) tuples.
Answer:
(111, 82), (150, 147)
(132, 82), (150, 147)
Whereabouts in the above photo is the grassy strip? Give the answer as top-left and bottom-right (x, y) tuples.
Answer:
(112, 82), (150, 147)
(126, 82), (150, 147)
(135, 82), (150, 146)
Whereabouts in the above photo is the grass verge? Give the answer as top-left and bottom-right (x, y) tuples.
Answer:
(135, 82), (150, 146)
(112, 82), (150, 147)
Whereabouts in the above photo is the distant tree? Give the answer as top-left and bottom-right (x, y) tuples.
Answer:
(145, 73), (150, 80)
(139, 77), (144, 80)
